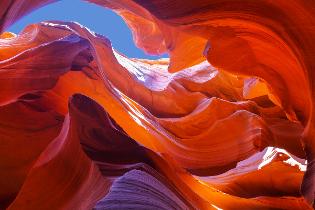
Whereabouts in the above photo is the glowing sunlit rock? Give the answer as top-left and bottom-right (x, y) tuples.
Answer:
(1, 0), (315, 209)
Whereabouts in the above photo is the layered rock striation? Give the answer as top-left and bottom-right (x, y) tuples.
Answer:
(1, 0), (315, 209)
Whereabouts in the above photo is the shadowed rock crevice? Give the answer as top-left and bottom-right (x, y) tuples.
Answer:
(0, 0), (315, 209)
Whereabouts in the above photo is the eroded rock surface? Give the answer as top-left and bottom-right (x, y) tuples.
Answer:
(1, 0), (315, 209)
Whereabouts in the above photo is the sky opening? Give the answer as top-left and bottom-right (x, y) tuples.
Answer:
(7, 0), (168, 59)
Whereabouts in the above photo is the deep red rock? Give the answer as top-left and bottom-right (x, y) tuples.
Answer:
(1, 1), (315, 209)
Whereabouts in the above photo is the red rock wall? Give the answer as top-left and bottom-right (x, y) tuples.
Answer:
(0, 0), (314, 209)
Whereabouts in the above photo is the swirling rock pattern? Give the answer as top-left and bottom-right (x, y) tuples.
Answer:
(1, 0), (315, 209)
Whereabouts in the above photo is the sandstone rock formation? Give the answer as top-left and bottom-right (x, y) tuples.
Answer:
(1, 0), (315, 209)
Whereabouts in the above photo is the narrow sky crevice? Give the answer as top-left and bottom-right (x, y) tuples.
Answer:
(7, 0), (168, 59)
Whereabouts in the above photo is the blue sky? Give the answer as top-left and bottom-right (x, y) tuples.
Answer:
(8, 0), (168, 59)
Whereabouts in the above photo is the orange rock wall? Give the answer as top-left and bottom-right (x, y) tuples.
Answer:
(1, 0), (315, 209)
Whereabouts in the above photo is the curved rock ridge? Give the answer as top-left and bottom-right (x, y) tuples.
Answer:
(0, 0), (315, 209)
(93, 169), (192, 210)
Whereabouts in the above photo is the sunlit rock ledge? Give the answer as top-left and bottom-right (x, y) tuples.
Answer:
(1, 0), (315, 209)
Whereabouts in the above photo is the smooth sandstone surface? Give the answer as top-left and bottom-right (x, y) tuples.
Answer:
(1, 0), (315, 209)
